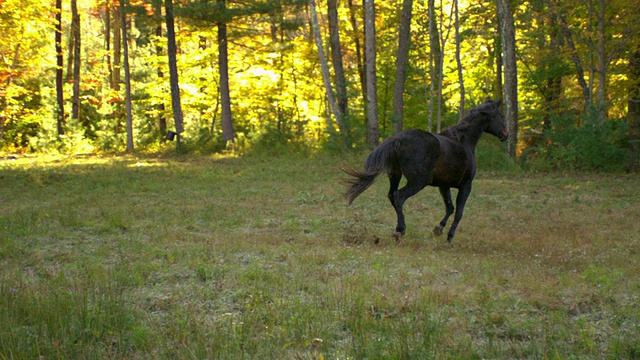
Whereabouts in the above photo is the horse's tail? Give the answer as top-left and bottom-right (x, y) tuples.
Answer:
(342, 138), (399, 206)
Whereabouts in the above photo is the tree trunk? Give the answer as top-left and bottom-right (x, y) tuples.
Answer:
(154, 1), (167, 141)
(587, 0), (596, 117)
(494, 18), (503, 103)
(543, 11), (563, 131)
(436, 0), (454, 133)
(347, 0), (367, 126)
(218, 0), (234, 145)
(496, 0), (518, 158)
(595, 0), (607, 122)
(120, 0), (134, 152)
(391, 0), (413, 134)
(55, 0), (65, 135)
(211, 84), (220, 135)
(309, 0), (345, 134)
(364, 0), (379, 147)
(105, 3), (114, 90)
(427, 0), (439, 132)
(0, 45), (20, 140)
(165, 0), (184, 150)
(113, 6), (121, 92)
(328, 0), (349, 130)
(112, 4), (124, 134)
(66, 28), (73, 82)
(558, 15), (590, 113)
(628, 48), (640, 172)
(71, 0), (81, 124)
(454, 0), (465, 120)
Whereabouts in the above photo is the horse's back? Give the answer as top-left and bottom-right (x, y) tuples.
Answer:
(394, 129), (471, 187)
(394, 129), (440, 152)
(395, 129), (439, 145)
(391, 129), (441, 173)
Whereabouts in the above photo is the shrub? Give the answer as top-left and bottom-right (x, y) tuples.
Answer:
(521, 112), (629, 172)
(475, 136), (519, 172)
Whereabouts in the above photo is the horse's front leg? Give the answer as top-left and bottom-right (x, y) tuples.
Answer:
(434, 187), (454, 236)
(447, 183), (472, 242)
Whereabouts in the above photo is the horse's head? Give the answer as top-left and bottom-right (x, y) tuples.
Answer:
(481, 98), (509, 142)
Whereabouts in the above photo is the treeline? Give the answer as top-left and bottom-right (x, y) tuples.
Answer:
(0, 0), (639, 171)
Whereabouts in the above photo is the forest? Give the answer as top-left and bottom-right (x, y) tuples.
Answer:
(1, 0), (640, 171)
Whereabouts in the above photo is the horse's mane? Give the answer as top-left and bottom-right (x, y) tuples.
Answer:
(439, 101), (493, 141)
(440, 117), (473, 141)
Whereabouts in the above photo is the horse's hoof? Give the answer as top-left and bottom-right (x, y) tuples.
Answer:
(393, 232), (403, 243)
(433, 226), (444, 236)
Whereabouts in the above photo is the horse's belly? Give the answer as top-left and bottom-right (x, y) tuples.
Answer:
(430, 172), (466, 187)
(430, 158), (469, 187)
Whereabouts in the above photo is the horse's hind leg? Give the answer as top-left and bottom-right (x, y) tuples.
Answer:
(434, 187), (454, 236)
(387, 172), (402, 207)
(392, 178), (427, 241)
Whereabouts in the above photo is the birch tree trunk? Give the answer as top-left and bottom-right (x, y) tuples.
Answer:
(391, 0), (413, 134)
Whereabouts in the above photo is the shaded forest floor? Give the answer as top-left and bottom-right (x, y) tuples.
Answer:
(1, 153), (639, 359)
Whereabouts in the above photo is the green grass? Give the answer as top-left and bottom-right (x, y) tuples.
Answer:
(1, 153), (639, 359)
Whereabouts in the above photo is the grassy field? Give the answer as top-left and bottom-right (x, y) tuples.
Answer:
(1, 153), (639, 359)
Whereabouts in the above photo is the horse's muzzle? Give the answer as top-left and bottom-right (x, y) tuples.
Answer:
(499, 131), (509, 142)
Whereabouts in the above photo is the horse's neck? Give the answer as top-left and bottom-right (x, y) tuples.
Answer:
(445, 120), (484, 150)
(464, 128), (484, 150)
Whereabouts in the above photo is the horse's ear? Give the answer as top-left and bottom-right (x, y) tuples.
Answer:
(495, 99), (502, 107)
(484, 97), (493, 103)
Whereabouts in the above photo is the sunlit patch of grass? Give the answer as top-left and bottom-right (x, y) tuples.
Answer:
(1, 154), (639, 358)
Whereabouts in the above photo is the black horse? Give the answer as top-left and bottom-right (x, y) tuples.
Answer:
(343, 98), (508, 243)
